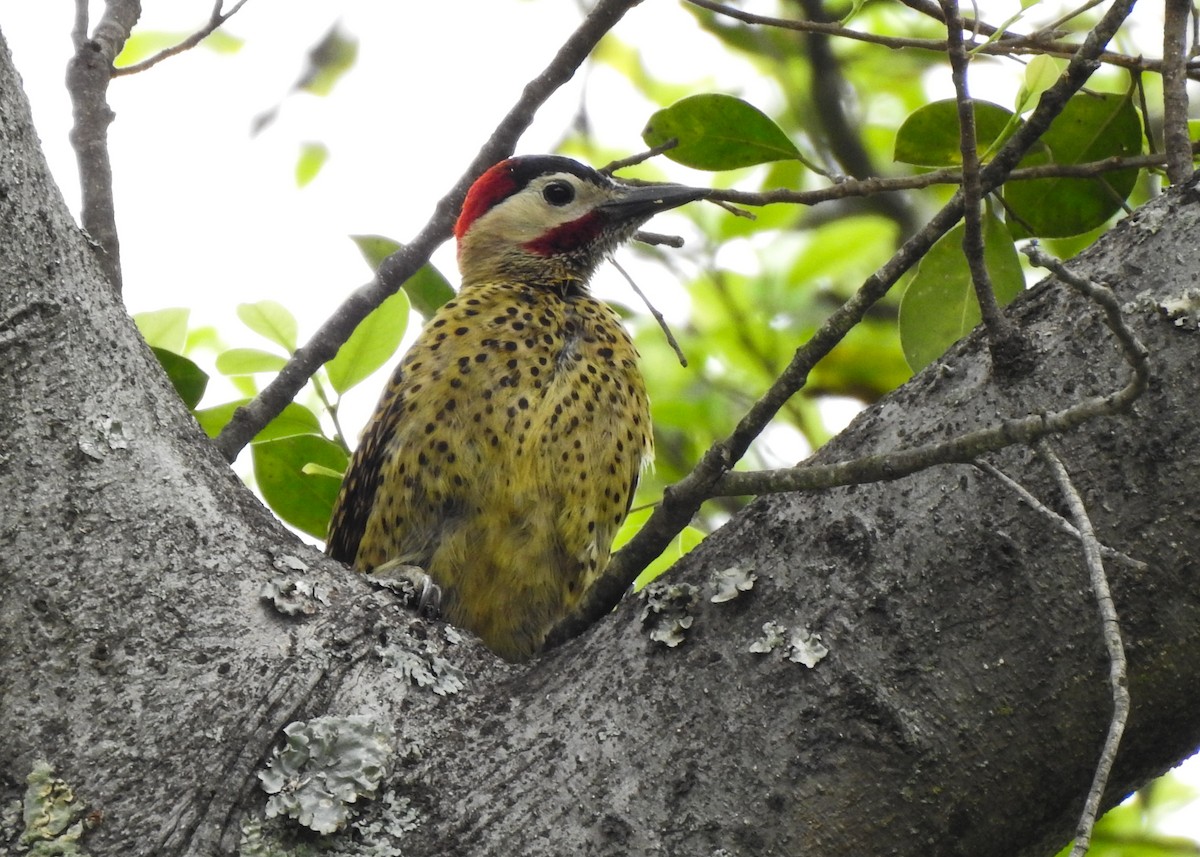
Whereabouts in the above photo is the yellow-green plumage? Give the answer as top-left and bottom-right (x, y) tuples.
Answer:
(327, 155), (703, 661)
(337, 281), (649, 660)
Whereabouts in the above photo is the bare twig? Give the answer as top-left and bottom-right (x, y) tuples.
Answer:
(632, 230), (685, 248)
(1038, 0), (1108, 36)
(111, 0), (252, 77)
(973, 461), (1146, 571)
(693, 0), (1196, 79)
(67, 0), (142, 293)
(215, 0), (646, 461)
(544, 0), (1142, 652)
(1022, 244), (1150, 377)
(705, 147), (1197, 209)
(1036, 440), (1130, 857)
(702, 250), (1148, 519)
(611, 259), (687, 367)
(1162, 0), (1194, 184)
(797, 0), (919, 234)
(941, 0), (1020, 355)
(600, 139), (679, 175)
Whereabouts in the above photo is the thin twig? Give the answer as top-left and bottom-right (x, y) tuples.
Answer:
(610, 259), (687, 367)
(705, 147), (1197, 209)
(1039, 0), (1107, 36)
(1036, 440), (1130, 857)
(1162, 0), (1194, 184)
(632, 231), (685, 248)
(797, 0), (918, 233)
(941, 0), (1019, 353)
(702, 251), (1148, 563)
(692, 0), (1197, 79)
(601, 139), (679, 175)
(972, 461), (1146, 571)
(544, 0), (1142, 652)
(215, 0), (646, 461)
(112, 0), (251, 77)
(1022, 244), (1150, 376)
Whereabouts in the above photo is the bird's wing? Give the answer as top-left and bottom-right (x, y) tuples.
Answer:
(325, 363), (407, 564)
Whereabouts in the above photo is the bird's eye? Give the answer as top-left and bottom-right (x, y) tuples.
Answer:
(542, 181), (575, 207)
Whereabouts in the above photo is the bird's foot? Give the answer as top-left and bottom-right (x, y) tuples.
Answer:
(367, 561), (442, 618)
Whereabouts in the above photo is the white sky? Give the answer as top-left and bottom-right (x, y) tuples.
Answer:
(3, 0), (1198, 838)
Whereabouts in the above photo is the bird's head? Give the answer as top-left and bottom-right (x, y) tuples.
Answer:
(454, 155), (707, 290)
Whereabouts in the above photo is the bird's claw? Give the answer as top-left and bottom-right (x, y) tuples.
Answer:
(367, 561), (442, 619)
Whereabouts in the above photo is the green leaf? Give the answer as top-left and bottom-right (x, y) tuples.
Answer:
(150, 347), (208, 409)
(1004, 91), (1142, 238)
(216, 348), (289, 376)
(403, 264), (456, 318)
(301, 462), (346, 479)
(894, 100), (1017, 167)
(349, 234), (403, 270)
(114, 29), (244, 68)
(899, 212), (1024, 371)
(134, 308), (190, 352)
(643, 93), (800, 170)
(349, 237), (456, 318)
(237, 301), (298, 353)
(1016, 55), (1067, 114)
(194, 399), (322, 442)
(297, 25), (358, 96)
(325, 289), (411, 395)
(200, 30), (243, 55)
(252, 435), (348, 539)
(295, 142), (329, 187)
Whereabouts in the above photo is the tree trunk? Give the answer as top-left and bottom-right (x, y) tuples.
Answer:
(2, 32), (1199, 857)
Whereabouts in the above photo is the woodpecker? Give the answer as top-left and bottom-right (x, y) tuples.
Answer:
(326, 155), (706, 661)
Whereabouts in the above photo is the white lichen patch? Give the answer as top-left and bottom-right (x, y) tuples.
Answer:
(749, 621), (829, 668)
(1157, 288), (1200, 331)
(377, 640), (466, 697)
(260, 578), (332, 616)
(748, 621), (788, 654)
(710, 565), (757, 603)
(259, 715), (395, 834)
(786, 627), (830, 667)
(639, 582), (700, 648)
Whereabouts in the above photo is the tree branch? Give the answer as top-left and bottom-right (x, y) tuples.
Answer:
(704, 148), (1196, 209)
(972, 460), (1146, 572)
(941, 0), (1021, 359)
(67, 0), (142, 293)
(693, 0), (1196, 78)
(1161, 0), (1194, 184)
(214, 0), (646, 461)
(1036, 440), (1130, 857)
(709, 243), (1149, 496)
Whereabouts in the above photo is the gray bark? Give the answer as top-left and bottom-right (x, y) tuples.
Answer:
(3, 29), (1200, 857)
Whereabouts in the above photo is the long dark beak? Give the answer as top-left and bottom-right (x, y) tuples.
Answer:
(597, 183), (710, 222)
